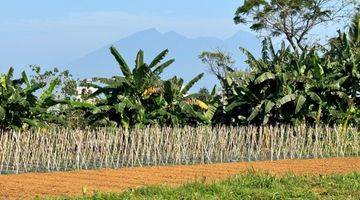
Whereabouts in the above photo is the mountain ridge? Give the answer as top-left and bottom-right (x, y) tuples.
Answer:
(69, 28), (261, 90)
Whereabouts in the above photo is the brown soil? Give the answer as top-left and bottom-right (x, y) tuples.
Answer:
(0, 157), (359, 200)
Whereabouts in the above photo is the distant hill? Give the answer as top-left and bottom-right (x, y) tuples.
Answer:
(68, 28), (261, 90)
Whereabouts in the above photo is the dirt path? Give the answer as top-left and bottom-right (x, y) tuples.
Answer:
(0, 157), (359, 200)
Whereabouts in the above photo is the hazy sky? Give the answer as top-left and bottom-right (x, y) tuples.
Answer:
(0, 0), (350, 71)
(0, 1), (246, 68)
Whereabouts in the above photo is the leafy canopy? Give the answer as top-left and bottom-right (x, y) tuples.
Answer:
(234, 0), (356, 51)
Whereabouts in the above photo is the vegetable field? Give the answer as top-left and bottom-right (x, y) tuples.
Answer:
(0, 125), (359, 174)
(0, 2), (359, 199)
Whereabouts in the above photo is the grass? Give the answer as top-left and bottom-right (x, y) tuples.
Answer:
(48, 172), (360, 200)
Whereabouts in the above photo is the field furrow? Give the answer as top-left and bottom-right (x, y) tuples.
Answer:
(0, 157), (359, 200)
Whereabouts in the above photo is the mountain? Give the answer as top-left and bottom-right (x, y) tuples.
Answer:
(68, 28), (261, 91)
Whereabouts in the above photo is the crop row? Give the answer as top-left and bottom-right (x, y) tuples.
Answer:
(0, 125), (358, 174)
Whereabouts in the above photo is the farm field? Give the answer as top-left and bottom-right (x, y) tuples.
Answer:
(0, 157), (359, 199)
(1, 1), (359, 200)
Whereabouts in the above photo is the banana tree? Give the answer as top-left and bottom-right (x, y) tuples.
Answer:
(0, 67), (62, 130)
(325, 12), (360, 124)
(221, 38), (354, 125)
(71, 46), (215, 128)
(158, 74), (217, 126)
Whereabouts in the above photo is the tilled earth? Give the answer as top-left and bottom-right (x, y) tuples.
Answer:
(0, 157), (359, 199)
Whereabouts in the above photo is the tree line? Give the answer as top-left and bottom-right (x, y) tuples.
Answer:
(0, 2), (359, 130)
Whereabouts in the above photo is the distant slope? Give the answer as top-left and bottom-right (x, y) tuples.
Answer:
(69, 28), (261, 90)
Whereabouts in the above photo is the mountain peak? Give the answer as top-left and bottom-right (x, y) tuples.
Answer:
(117, 28), (162, 42)
(225, 30), (259, 42)
(132, 28), (161, 36)
(70, 28), (261, 91)
(163, 30), (187, 39)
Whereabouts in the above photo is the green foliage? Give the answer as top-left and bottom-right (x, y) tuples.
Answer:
(28, 66), (89, 128)
(52, 172), (360, 200)
(234, 0), (356, 51)
(69, 46), (215, 128)
(215, 33), (359, 125)
(1, 11), (359, 129)
(29, 66), (79, 99)
(198, 49), (236, 81)
(0, 68), (63, 130)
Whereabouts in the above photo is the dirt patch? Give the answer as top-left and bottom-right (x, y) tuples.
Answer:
(0, 157), (359, 200)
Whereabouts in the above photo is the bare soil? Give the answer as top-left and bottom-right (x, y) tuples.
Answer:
(0, 157), (359, 200)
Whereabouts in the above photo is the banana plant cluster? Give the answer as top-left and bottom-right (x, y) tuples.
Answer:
(218, 32), (359, 126)
(0, 68), (63, 130)
(70, 46), (216, 128)
(1, 12), (358, 130)
(325, 14), (360, 125)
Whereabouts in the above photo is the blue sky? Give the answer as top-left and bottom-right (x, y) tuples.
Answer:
(0, 1), (245, 69)
(0, 0), (350, 72)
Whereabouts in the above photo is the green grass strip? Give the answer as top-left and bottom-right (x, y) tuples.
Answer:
(43, 172), (360, 200)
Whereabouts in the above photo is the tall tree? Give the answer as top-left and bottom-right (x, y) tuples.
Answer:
(198, 49), (236, 87)
(234, 0), (357, 51)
